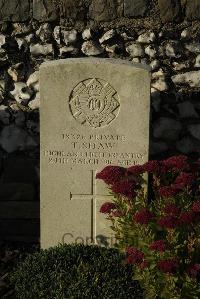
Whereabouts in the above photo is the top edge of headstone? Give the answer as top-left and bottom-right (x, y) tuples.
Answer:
(40, 58), (151, 72)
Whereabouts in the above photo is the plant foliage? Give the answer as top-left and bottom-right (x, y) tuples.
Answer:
(10, 243), (142, 299)
(97, 155), (200, 299)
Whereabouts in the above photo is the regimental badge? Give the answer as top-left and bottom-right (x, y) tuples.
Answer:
(69, 78), (120, 128)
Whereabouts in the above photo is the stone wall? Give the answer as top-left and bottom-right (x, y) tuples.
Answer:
(0, 0), (200, 241)
(0, 1), (200, 23)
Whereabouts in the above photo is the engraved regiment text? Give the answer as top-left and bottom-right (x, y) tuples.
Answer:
(43, 133), (145, 167)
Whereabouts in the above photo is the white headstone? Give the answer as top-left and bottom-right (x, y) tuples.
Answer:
(40, 58), (150, 249)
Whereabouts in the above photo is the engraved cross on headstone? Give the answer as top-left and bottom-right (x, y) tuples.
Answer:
(70, 170), (112, 243)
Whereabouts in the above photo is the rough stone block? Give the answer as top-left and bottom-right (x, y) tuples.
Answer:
(59, 0), (87, 20)
(0, 125), (37, 154)
(0, 183), (35, 201)
(0, 150), (3, 175)
(0, 234), (39, 242)
(89, 0), (118, 21)
(153, 117), (182, 141)
(176, 136), (200, 154)
(0, 219), (39, 237)
(172, 70), (200, 88)
(124, 0), (147, 17)
(33, 0), (58, 21)
(0, 0), (30, 22)
(3, 157), (39, 184)
(188, 124), (200, 140)
(0, 202), (39, 219)
(185, 0), (200, 20)
(158, 0), (180, 22)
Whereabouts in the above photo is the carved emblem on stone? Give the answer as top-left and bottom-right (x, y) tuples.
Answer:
(69, 78), (120, 128)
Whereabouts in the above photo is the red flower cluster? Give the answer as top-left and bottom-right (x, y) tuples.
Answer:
(190, 201), (200, 224)
(127, 165), (144, 175)
(163, 203), (180, 216)
(96, 166), (126, 185)
(187, 263), (200, 279)
(100, 202), (116, 214)
(111, 181), (136, 199)
(157, 259), (179, 273)
(133, 208), (154, 225)
(161, 155), (189, 172)
(174, 172), (195, 189)
(143, 160), (160, 173)
(126, 247), (144, 265)
(157, 215), (178, 229)
(159, 186), (179, 198)
(192, 200), (200, 213)
(149, 240), (166, 252)
(178, 211), (194, 225)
